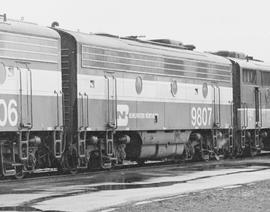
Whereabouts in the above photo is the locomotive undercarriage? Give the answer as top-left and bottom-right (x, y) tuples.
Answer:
(65, 129), (236, 172)
(0, 130), (64, 179)
(64, 131), (131, 171)
(1, 128), (268, 179)
(237, 128), (267, 157)
(186, 129), (233, 161)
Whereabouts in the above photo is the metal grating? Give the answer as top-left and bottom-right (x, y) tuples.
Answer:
(81, 45), (232, 83)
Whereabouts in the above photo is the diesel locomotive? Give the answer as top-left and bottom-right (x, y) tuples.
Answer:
(0, 15), (269, 178)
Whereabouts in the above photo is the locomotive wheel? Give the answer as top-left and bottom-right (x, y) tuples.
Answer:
(14, 165), (25, 179)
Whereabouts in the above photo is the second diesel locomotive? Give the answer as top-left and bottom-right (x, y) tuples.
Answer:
(56, 28), (233, 170)
(0, 16), (270, 178)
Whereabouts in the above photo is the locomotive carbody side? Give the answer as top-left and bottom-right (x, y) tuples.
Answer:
(0, 21), (62, 131)
(56, 28), (233, 167)
(230, 57), (270, 153)
(0, 20), (63, 177)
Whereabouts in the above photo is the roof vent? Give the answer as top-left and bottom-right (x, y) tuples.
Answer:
(150, 39), (183, 46)
(183, 44), (196, 51)
(0, 13), (7, 22)
(95, 33), (119, 38)
(213, 51), (246, 59)
(212, 51), (263, 62)
(148, 39), (195, 50)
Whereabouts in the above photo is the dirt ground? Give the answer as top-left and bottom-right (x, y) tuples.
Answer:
(115, 179), (270, 212)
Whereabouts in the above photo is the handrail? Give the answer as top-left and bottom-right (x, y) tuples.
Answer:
(84, 93), (89, 128)
(105, 74), (117, 129)
(59, 90), (63, 129)
(79, 92), (84, 129)
(213, 85), (216, 126)
(260, 90), (262, 127)
(245, 103), (248, 128)
(25, 64), (33, 128)
(218, 86), (221, 125)
(17, 66), (23, 127)
(212, 84), (221, 127)
(241, 102), (246, 128)
(114, 76), (118, 129)
(54, 90), (59, 127)
(229, 101), (233, 127)
(105, 76), (110, 125)
(16, 62), (33, 129)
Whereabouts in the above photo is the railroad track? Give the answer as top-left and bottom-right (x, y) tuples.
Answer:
(1, 152), (270, 183)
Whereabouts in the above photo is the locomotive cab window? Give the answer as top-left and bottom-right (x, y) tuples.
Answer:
(261, 71), (270, 86)
(242, 68), (256, 84)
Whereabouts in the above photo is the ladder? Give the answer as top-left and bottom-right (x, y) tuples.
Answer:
(212, 128), (218, 149)
(77, 130), (87, 168)
(228, 127), (234, 150)
(18, 130), (30, 161)
(105, 74), (118, 129)
(53, 130), (63, 159)
(240, 127), (246, 149)
(254, 87), (261, 149)
(241, 103), (248, 149)
(255, 126), (260, 148)
(229, 101), (234, 150)
(104, 74), (117, 161)
(105, 130), (114, 156)
(77, 90), (88, 168)
(78, 131), (86, 157)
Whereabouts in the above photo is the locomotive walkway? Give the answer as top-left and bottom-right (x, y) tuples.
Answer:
(0, 157), (270, 212)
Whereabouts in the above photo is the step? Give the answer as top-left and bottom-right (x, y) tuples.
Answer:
(11, 163), (23, 167)
(4, 169), (16, 176)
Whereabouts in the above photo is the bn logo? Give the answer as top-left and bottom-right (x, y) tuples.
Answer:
(117, 104), (129, 126)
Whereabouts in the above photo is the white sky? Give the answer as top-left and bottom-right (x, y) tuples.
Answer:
(2, 0), (270, 62)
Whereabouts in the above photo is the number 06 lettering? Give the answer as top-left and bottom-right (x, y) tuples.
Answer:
(0, 99), (18, 127)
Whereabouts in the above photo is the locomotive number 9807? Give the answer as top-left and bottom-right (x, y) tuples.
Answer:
(191, 106), (212, 127)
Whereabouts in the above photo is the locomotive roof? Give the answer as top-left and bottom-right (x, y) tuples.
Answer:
(59, 29), (231, 66)
(0, 20), (60, 39)
(229, 57), (270, 72)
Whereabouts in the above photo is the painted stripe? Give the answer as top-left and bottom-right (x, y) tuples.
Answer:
(0, 55), (58, 64)
(0, 47), (58, 56)
(0, 39), (58, 50)
(237, 108), (270, 128)
(78, 74), (233, 105)
(238, 108), (270, 111)
(0, 30), (58, 42)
